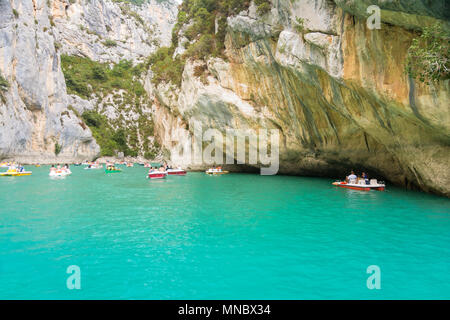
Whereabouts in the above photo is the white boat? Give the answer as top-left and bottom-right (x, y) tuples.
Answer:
(84, 164), (103, 170)
(332, 179), (385, 191)
(205, 167), (229, 175)
(148, 171), (168, 179)
(49, 169), (72, 177)
(167, 168), (187, 176)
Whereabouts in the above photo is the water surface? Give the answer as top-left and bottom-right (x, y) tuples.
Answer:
(0, 166), (449, 299)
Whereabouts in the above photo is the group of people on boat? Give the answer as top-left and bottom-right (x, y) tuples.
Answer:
(346, 170), (370, 184)
(105, 164), (120, 172)
(86, 162), (102, 169)
(6, 164), (26, 172)
(333, 170), (385, 191)
(50, 164), (71, 173)
(50, 164), (70, 170)
(206, 166), (229, 175)
(148, 163), (171, 174)
(0, 162), (14, 168)
(0, 163), (32, 176)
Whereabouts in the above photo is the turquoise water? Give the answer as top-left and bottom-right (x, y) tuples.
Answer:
(0, 165), (449, 299)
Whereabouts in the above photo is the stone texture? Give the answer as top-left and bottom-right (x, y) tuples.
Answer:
(0, 0), (99, 163)
(51, 0), (178, 63)
(152, 0), (450, 197)
(0, 0), (178, 163)
(0, 0), (448, 197)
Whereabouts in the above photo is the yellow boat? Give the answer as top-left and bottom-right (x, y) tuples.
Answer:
(105, 165), (121, 173)
(205, 168), (229, 175)
(0, 168), (32, 176)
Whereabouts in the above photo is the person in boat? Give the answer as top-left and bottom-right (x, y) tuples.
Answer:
(50, 165), (56, 172)
(346, 171), (357, 183)
(361, 172), (369, 184)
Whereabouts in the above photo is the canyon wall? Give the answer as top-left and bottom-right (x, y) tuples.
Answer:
(0, 0), (177, 163)
(150, 0), (450, 196)
(0, 0), (448, 196)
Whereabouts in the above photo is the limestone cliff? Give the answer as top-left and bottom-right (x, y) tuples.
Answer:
(0, 0), (178, 163)
(0, 0), (448, 197)
(0, 0), (99, 162)
(149, 0), (450, 196)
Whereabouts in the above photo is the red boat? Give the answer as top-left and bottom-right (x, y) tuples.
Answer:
(148, 171), (167, 179)
(167, 168), (187, 176)
(332, 180), (385, 191)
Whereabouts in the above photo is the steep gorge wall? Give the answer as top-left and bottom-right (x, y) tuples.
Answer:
(151, 0), (450, 196)
(0, 0), (100, 163)
(0, 0), (178, 163)
(0, 0), (448, 196)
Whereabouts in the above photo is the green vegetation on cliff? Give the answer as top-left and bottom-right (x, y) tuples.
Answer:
(61, 55), (145, 99)
(82, 110), (133, 157)
(146, 47), (185, 87)
(406, 23), (449, 84)
(0, 73), (8, 103)
(147, 0), (273, 87)
(0, 73), (8, 90)
(61, 55), (159, 159)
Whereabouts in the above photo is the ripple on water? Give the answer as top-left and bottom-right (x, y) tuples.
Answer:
(0, 167), (449, 299)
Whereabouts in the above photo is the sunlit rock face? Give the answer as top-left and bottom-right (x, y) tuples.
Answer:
(0, 0), (448, 196)
(0, 0), (178, 163)
(51, 0), (177, 63)
(0, 0), (100, 163)
(151, 0), (450, 196)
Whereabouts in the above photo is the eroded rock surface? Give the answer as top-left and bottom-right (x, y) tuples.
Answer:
(151, 0), (450, 196)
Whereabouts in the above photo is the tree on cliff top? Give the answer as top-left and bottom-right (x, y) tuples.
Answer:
(406, 23), (450, 84)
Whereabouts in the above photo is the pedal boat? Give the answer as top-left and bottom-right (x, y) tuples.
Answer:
(84, 164), (102, 170)
(105, 166), (121, 173)
(0, 168), (32, 176)
(332, 179), (385, 191)
(167, 168), (187, 176)
(148, 171), (167, 179)
(205, 168), (229, 175)
(49, 169), (72, 177)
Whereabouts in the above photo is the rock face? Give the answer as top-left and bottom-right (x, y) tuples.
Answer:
(0, 0), (178, 163)
(0, 0), (448, 197)
(0, 0), (99, 163)
(151, 0), (450, 196)
(51, 0), (177, 63)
